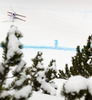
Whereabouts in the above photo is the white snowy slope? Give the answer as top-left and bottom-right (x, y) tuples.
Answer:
(28, 91), (64, 100)
(29, 79), (66, 100)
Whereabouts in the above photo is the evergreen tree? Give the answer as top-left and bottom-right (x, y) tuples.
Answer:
(58, 35), (92, 79)
(26, 51), (44, 91)
(62, 76), (92, 100)
(65, 64), (71, 78)
(0, 61), (11, 100)
(45, 59), (57, 82)
(44, 59), (57, 94)
(70, 35), (92, 77)
(0, 25), (32, 100)
(58, 64), (71, 79)
(0, 26), (14, 100)
(26, 52), (57, 95)
(62, 35), (92, 100)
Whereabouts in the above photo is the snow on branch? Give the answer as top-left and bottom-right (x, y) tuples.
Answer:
(64, 75), (92, 95)
(7, 25), (23, 60)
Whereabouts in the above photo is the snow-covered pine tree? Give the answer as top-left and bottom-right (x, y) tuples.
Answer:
(62, 35), (92, 100)
(59, 35), (92, 80)
(62, 76), (92, 100)
(43, 59), (57, 95)
(26, 51), (44, 91)
(0, 27), (14, 100)
(0, 25), (32, 100)
(0, 61), (11, 100)
(26, 52), (57, 95)
(45, 59), (57, 82)
(70, 35), (92, 77)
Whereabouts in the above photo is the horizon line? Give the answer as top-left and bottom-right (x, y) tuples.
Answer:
(0, 45), (76, 51)
(0, 40), (76, 51)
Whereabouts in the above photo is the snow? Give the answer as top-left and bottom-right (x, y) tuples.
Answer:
(64, 76), (92, 96)
(8, 25), (22, 36)
(0, 0), (92, 100)
(65, 75), (87, 93)
(1, 85), (32, 99)
(54, 79), (66, 96)
(87, 59), (91, 64)
(1, 91), (9, 98)
(37, 71), (45, 81)
(41, 81), (56, 95)
(0, 0), (91, 69)
(7, 25), (23, 59)
(37, 71), (57, 95)
(29, 79), (66, 100)
(3, 77), (15, 88)
(15, 76), (26, 86)
(36, 62), (44, 69)
(14, 60), (26, 72)
(87, 77), (92, 95)
(28, 91), (64, 100)
(13, 85), (32, 99)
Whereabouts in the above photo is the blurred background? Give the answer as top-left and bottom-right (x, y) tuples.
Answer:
(0, 0), (92, 69)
